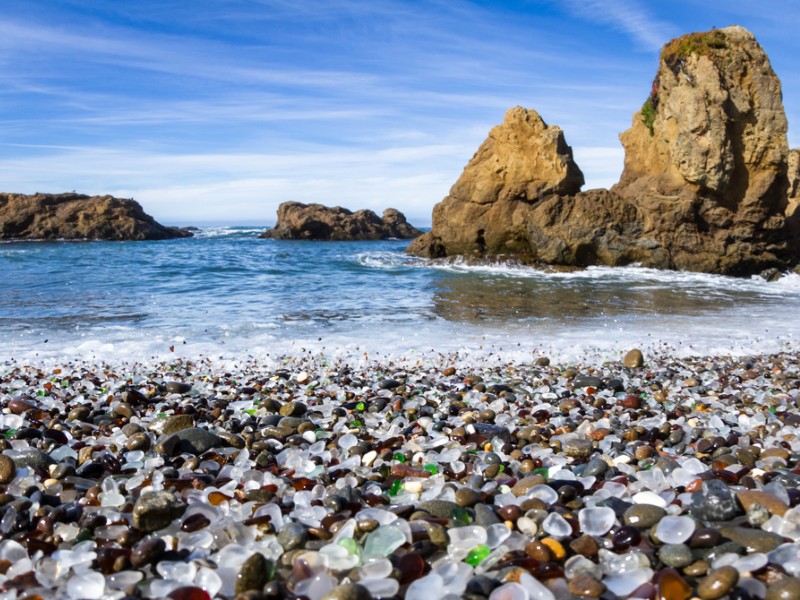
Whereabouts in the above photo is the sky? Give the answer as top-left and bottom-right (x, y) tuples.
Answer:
(0, 1), (798, 226)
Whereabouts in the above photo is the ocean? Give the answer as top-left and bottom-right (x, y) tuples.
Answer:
(2, 226), (800, 366)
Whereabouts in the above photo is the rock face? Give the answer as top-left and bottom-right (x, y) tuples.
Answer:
(261, 201), (422, 240)
(408, 26), (799, 275)
(0, 193), (192, 241)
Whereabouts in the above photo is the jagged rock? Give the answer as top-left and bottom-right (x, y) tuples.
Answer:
(788, 148), (800, 227)
(408, 26), (799, 276)
(261, 202), (422, 240)
(0, 193), (192, 240)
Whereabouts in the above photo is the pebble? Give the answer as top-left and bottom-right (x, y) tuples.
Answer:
(624, 504), (666, 529)
(766, 577), (800, 600)
(0, 455), (16, 484)
(132, 491), (187, 532)
(696, 565), (739, 599)
(691, 480), (739, 521)
(623, 348), (644, 368)
(568, 572), (605, 597)
(0, 351), (798, 599)
(235, 552), (270, 594)
(658, 543), (693, 568)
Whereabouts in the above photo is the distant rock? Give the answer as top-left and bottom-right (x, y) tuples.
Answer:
(260, 201), (422, 240)
(408, 26), (800, 276)
(0, 193), (192, 241)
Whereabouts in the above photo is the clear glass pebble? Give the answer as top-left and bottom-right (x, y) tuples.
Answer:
(66, 571), (106, 600)
(579, 506), (616, 536)
(486, 523), (512, 548)
(489, 582), (528, 600)
(603, 567), (653, 597)
(655, 515), (695, 544)
(363, 525), (406, 557)
(542, 512), (572, 537)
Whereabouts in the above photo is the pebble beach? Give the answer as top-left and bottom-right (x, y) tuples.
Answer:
(1, 348), (800, 600)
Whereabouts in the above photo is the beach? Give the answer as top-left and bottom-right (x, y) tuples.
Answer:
(1, 346), (800, 599)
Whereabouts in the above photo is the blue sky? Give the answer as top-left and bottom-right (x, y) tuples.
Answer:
(1, 1), (798, 225)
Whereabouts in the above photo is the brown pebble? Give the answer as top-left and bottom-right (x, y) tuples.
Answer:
(569, 535), (599, 558)
(525, 541), (553, 562)
(568, 572), (606, 597)
(697, 565), (739, 600)
(0, 455), (16, 485)
(766, 576), (800, 600)
(623, 348), (644, 368)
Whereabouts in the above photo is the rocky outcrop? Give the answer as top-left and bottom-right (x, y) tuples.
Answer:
(261, 202), (422, 240)
(0, 193), (192, 241)
(788, 149), (800, 219)
(408, 26), (799, 276)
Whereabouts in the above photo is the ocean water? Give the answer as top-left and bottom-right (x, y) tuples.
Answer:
(2, 226), (800, 366)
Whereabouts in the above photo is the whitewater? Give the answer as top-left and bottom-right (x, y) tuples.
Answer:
(2, 226), (800, 367)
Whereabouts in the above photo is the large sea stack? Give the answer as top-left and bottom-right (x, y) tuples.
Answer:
(261, 201), (422, 240)
(408, 26), (800, 276)
(0, 193), (192, 241)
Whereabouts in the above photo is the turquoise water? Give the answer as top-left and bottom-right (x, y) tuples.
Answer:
(3, 226), (800, 364)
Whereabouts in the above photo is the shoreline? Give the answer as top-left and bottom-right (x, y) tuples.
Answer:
(0, 347), (799, 597)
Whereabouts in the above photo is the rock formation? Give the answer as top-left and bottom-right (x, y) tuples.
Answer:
(0, 193), (192, 241)
(261, 202), (422, 240)
(408, 26), (799, 276)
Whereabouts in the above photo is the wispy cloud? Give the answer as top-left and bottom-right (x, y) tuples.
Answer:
(560, 0), (673, 51)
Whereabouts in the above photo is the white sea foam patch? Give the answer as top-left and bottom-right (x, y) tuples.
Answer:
(4, 310), (800, 372)
(354, 252), (427, 269)
(191, 226), (266, 239)
(426, 259), (800, 293)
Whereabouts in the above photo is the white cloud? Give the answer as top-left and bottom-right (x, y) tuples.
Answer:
(560, 0), (672, 51)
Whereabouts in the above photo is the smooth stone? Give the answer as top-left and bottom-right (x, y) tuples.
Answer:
(149, 414), (194, 436)
(658, 544), (693, 568)
(718, 526), (784, 553)
(279, 401), (307, 417)
(132, 491), (187, 532)
(322, 583), (372, 600)
(417, 500), (460, 520)
(277, 522), (308, 551)
(473, 423), (511, 442)
(235, 553), (270, 594)
(474, 503), (501, 527)
(156, 428), (222, 456)
(0, 455), (16, 484)
(568, 572), (605, 597)
(130, 537), (166, 568)
(511, 475), (546, 497)
(690, 480), (739, 522)
(583, 458), (609, 477)
(573, 376), (603, 389)
(766, 577), (800, 600)
(6, 448), (53, 469)
(455, 487), (481, 508)
(697, 566), (739, 600)
(165, 381), (192, 394)
(570, 535), (599, 558)
(126, 432), (152, 452)
(563, 437), (593, 459)
(623, 349), (644, 368)
(624, 504), (666, 529)
(737, 490), (788, 517)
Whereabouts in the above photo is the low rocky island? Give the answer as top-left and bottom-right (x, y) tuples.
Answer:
(408, 26), (800, 276)
(261, 202), (422, 241)
(0, 193), (192, 241)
